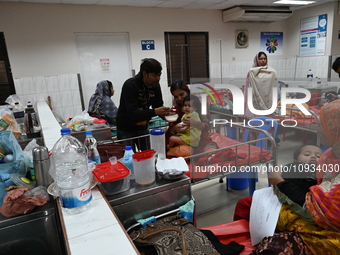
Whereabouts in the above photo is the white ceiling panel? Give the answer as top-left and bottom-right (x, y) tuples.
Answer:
(0, 0), (338, 11)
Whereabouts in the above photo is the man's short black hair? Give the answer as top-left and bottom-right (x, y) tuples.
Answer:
(140, 58), (162, 74)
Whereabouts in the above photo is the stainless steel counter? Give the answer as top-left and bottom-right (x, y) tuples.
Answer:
(106, 175), (192, 229)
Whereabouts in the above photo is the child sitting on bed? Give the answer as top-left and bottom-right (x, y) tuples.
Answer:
(233, 144), (322, 221)
(168, 95), (202, 149)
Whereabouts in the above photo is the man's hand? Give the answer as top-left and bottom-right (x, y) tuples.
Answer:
(155, 106), (171, 116)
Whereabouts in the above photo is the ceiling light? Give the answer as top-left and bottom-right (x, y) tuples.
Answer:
(274, 0), (315, 5)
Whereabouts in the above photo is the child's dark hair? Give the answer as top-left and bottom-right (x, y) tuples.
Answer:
(183, 94), (201, 118)
(293, 144), (321, 160)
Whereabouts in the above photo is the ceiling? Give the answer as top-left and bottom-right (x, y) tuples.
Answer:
(0, 0), (338, 11)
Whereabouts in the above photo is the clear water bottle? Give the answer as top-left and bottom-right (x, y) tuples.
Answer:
(51, 128), (92, 214)
(84, 131), (101, 165)
(307, 69), (313, 87)
(12, 102), (25, 135)
(122, 146), (134, 180)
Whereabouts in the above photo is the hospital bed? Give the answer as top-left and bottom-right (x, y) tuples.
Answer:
(112, 121), (277, 197)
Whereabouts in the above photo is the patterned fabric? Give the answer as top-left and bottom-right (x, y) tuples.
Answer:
(276, 205), (340, 255)
(302, 99), (340, 232)
(304, 148), (340, 232)
(251, 231), (312, 255)
(130, 215), (219, 255)
(244, 53), (278, 119)
(88, 80), (118, 126)
(320, 100), (340, 143)
(177, 112), (202, 147)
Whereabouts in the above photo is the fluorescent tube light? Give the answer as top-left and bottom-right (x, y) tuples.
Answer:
(274, 0), (315, 5)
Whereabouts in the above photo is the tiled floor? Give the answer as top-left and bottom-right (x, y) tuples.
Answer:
(194, 132), (306, 228)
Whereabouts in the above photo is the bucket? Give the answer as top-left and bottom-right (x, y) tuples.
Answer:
(132, 149), (156, 185)
(227, 172), (249, 190)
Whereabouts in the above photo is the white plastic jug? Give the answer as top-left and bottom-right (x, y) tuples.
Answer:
(132, 149), (156, 185)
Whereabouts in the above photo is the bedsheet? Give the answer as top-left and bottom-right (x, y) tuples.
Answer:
(185, 132), (272, 180)
(200, 219), (255, 255)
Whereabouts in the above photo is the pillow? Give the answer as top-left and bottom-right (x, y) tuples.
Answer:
(167, 145), (192, 157)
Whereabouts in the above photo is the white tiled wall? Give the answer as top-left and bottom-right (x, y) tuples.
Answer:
(211, 55), (330, 82)
(14, 73), (83, 122)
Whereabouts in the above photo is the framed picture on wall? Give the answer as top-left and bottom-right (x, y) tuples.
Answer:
(235, 30), (249, 48)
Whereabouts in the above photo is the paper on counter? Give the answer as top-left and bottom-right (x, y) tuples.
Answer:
(250, 187), (282, 246)
(156, 157), (189, 174)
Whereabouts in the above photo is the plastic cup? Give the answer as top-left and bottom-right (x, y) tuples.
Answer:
(109, 156), (117, 165)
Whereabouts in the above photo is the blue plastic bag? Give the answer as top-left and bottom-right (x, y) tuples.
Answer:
(0, 131), (26, 206)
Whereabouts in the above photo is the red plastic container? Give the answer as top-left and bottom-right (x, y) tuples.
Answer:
(92, 161), (130, 195)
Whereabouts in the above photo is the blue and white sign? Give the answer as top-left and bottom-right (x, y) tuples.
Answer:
(141, 40), (155, 50)
(300, 14), (327, 56)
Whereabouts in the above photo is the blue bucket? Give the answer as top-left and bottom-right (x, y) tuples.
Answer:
(227, 172), (249, 190)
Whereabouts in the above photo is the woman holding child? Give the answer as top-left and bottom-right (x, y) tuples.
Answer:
(165, 80), (217, 155)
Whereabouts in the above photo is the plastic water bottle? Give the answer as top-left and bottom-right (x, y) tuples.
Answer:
(307, 69), (313, 87)
(122, 146), (134, 180)
(150, 128), (166, 160)
(51, 128), (92, 214)
(316, 77), (322, 88)
(84, 131), (101, 165)
(12, 102), (25, 135)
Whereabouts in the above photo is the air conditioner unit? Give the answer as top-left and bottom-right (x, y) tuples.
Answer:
(222, 6), (293, 23)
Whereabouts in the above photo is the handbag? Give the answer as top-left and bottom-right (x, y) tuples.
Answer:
(129, 215), (220, 255)
(97, 142), (125, 163)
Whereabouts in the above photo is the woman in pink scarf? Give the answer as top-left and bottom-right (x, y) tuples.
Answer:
(305, 99), (340, 232)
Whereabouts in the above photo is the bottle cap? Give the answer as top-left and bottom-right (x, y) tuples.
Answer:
(85, 131), (93, 135)
(150, 128), (165, 135)
(125, 145), (132, 150)
(60, 128), (71, 135)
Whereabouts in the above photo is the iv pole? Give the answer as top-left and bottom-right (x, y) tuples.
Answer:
(214, 38), (227, 83)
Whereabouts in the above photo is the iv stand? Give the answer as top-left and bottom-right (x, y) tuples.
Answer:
(214, 38), (227, 83)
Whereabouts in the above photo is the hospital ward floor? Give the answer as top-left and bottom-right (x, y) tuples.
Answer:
(193, 132), (306, 228)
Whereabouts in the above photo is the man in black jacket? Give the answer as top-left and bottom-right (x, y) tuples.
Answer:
(117, 58), (171, 151)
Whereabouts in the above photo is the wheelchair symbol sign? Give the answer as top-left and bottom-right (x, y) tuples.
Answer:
(141, 40), (155, 50)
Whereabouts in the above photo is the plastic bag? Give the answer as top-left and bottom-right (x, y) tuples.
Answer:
(0, 131), (26, 207)
(0, 108), (21, 137)
(23, 138), (40, 173)
(5, 94), (24, 108)
(66, 110), (97, 127)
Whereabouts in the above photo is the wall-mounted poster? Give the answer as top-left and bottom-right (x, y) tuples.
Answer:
(300, 14), (327, 57)
(260, 32), (283, 55)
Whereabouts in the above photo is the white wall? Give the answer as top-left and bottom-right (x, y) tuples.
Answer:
(0, 2), (338, 120)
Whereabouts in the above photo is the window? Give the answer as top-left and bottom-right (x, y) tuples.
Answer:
(165, 32), (209, 85)
(0, 32), (15, 105)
